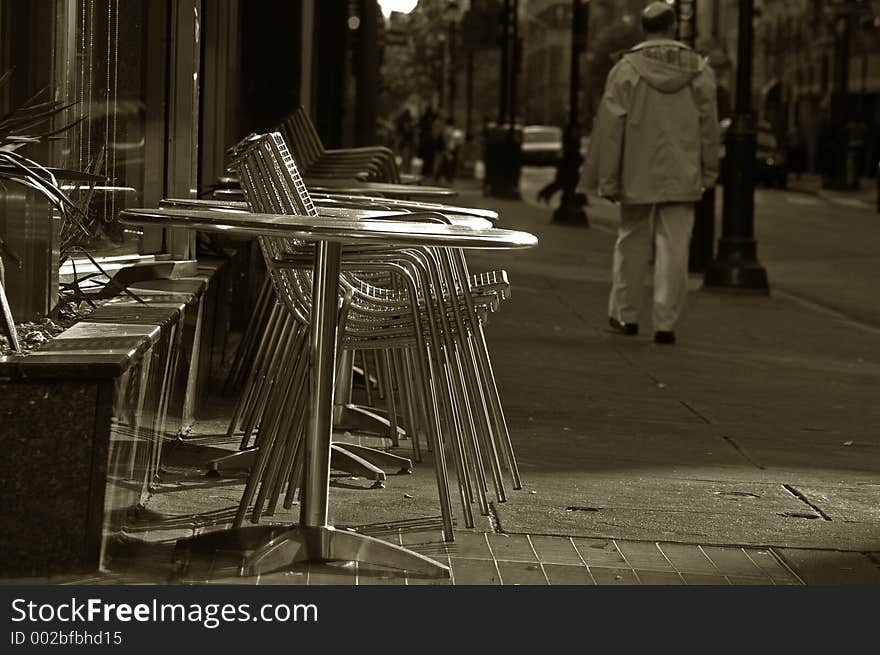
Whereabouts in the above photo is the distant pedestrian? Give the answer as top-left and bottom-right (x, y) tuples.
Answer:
(435, 117), (459, 184)
(582, 1), (720, 345)
(395, 107), (416, 174)
(417, 106), (437, 179)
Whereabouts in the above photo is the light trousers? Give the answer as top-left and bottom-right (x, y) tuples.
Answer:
(608, 202), (694, 332)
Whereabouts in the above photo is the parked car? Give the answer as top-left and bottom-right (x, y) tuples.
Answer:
(520, 125), (563, 166)
(720, 118), (788, 188)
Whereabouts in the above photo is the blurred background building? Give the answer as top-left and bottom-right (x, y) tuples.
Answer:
(520, 0), (645, 129)
(695, 0), (880, 187)
(3, 0), (880, 210)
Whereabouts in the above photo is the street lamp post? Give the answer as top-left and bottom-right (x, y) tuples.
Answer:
(499, 0), (511, 124)
(551, 0), (589, 226)
(437, 32), (447, 110)
(673, 0), (716, 273)
(449, 20), (457, 120)
(703, 0), (769, 293)
(444, 1), (461, 122)
(825, 7), (854, 190)
(485, 0), (522, 198)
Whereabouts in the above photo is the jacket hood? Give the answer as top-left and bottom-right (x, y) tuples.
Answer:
(623, 40), (705, 93)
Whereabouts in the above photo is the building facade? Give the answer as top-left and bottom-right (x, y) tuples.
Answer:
(0, 0), (383, 261)
(697, 0), (880, 178)
(520, 0), (655, 129)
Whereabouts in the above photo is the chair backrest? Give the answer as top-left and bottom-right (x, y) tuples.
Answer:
(278, 107), (324, 170)
(228, 131), (420, 324)
(228, 132), (319, 322)
(280, 107), (405, 184)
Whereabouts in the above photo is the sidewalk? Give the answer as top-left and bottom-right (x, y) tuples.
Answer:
(466, 187), (880, 559)
(9, 183), (878, 586)
(787, 172), (877, 210)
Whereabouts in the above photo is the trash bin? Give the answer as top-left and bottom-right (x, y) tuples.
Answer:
(823, 122), (864, 191)
(876, 161), (880, 213)
(844, 122), (865, 190)
(845, 141), (861, 190)
(483, 124), (522, 198)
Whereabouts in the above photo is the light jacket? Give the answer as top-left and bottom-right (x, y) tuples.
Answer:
(582, 39), (720, 205)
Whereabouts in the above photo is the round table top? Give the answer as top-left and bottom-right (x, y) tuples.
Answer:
(160, 198), (494, 231)
(120, 207), (538, 250)
(302, 178), (457, 199)
(311, 194), (499, 223)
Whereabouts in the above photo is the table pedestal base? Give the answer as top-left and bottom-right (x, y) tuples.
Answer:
(335, 403), (405, 442)
(205, 443), (411, 481)
(174, 524), (450, 579)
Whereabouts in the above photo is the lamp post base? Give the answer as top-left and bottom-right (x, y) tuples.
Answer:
(485, 184), (521, 200)
(551, 201), (589, 227)
(703, 239), (769, 293)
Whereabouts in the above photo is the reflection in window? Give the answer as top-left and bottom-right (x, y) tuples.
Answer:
(55, 0), (156, 255)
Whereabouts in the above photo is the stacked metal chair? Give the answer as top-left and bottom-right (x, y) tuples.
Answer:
(212, 132), (521, 541)
(187, 196), (506, 486)
(279, 106), (402, 183)
(210, 107), (442, 204)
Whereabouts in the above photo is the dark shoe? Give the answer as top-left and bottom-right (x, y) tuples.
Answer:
(609, 317), (638, 336)
(654, 330), (676, 345)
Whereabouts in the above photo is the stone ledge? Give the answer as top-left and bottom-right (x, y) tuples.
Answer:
(0, 257), (227, 578)
(0, 276), (208, 381)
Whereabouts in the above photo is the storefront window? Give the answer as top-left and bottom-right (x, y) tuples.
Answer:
(53, 0), (169, 256)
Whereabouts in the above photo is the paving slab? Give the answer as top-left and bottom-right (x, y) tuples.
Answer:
(496, 560), (547, 585)
(773, 549), (880, 585)
(543, 563), (596, 585)
(495, 503), (880, 550)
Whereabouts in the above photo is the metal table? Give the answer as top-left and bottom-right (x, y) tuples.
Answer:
(213, 179), (458, 202)
(160, 196), (495, 230)
(119, 207), (537, 579)
(302, 177), (458, 200)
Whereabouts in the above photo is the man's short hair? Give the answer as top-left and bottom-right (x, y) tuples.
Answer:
(641, 2), (676, 35)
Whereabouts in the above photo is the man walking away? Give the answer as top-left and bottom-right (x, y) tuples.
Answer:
(582, 2), (720, 345)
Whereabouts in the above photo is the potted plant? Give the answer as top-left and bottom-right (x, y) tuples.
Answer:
(0, 69), (104, 353)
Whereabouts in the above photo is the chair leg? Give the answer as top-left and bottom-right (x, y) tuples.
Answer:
(393, 348), (422, 462)
(241, 316), (296, 444)
(332, 441), (412, 475)
(464, 333), (507, 502)
(359, 349), (373, 406)
(380, 350), (400, 446)
(330, 445), (387, 486)
(228, 302), (282, 443)
(453, 342), (491, 515)
(472, 320), (522, 490)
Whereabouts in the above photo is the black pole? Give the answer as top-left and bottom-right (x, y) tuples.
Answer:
(354, 0), (378, 147)
(499, 0), (510, 124)
(703, 0), (769, 292)
(466, 47), (474, 139)
(551, 0), (588, 226)
(675, 0), (715, 273)
(449, 19), (457, 121)
(824, 13), (852, 190)
(438, 36), (446, 110)
(485, 0), (521, 198)
(510, 0), (519, 129)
